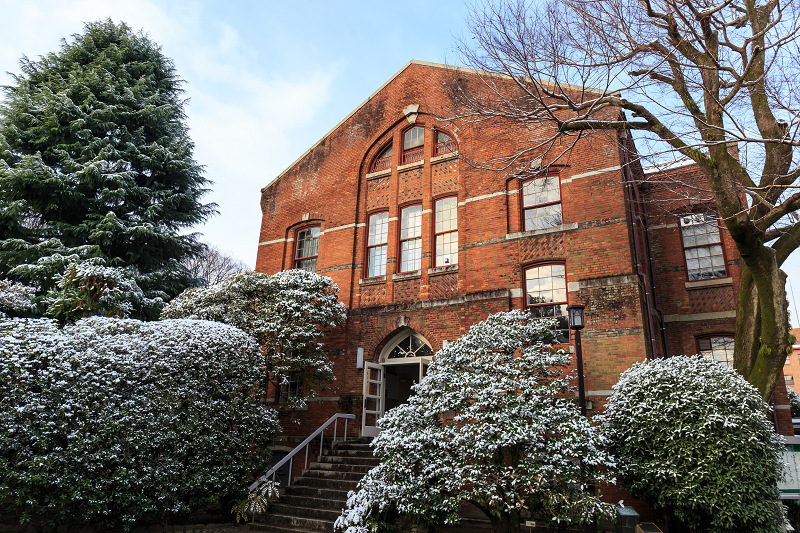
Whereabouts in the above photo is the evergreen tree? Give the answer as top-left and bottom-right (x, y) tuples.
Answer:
(0, 20), (214, 317)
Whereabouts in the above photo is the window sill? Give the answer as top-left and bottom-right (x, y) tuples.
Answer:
(360, 276), (386, 285)
(366, 168), (392, 179)
(393, 270), (421, 280)
(685, 276), (732, 289)
(398, 160), (424, 172)
(506, 222), (578, 240)
(431, 151), (459, 163)
(428, 264), (459, 276)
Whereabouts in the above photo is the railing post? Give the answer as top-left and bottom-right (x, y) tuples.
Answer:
(334, 417), (339, 441)
(304, 443), (309, 471)
(319, 429), (324, 461)
(288, 456), (293, 487)
(344, 418), (348, 441)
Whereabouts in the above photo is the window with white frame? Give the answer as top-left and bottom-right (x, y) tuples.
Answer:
(522, 175), (562, 231)
(366, 212), (388, 277)
(435, 196), (458, 266)
(680, 213), (726, 281)
(399, 204), (422, 272)
(295, 227), (320, 272)
(698, 336), (735, 367)
(524, 263), (569, 343)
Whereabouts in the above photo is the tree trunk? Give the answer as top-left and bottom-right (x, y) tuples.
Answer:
(487, 510), (522, 533)
(733, 245), (790, 401)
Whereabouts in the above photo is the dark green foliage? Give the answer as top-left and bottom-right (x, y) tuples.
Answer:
(0, 20), (214, 317)
(604, 356), (785, 533)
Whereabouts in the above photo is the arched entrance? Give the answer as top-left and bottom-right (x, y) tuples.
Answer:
(362, 330), (434, 437)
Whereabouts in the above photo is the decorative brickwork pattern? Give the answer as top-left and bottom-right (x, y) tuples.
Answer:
(360, 283), (386, 307)
(394, 278), (420, 303)
(398, 168), (423, 203)
(688, 286), (736, 314)
(367, 177), (390, 210)
(430, 273), (458, 300)
(432, 162), (458, 196)
(520, 233), (566, 263)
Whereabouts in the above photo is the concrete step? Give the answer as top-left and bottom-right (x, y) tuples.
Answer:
(279, 493), (348, 512)
(285, 485), (353, 500)
(325, 449), (377, 459)
(269, 503), (342, 522)
(257, 512), (333, 532)
(292, 475), (359, 491)
(308, 461), (374, 474)
(250, 524), (317, 533)
(302, 468), (365, 482)
(318, 455), (379, 466)
(330, 441), (374, 451)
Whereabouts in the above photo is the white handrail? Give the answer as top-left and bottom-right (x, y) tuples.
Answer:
(249, 412), (356, 492)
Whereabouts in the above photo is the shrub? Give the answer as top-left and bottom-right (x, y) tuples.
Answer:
(336, 311), (614, 533)
(0, 316), (278, 530)
(603, 355), (785, 533)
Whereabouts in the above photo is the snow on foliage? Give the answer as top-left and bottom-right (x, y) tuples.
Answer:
(336, 311), (614, 533)
(0, 316), (278, 530)
(788, 386), (800, 418)
(162, 269), (346, 407)
(0, 279), (36, 316)
(603, 355), (785, 533)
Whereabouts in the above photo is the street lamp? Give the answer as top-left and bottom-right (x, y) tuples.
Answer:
(567, 304), (587, 416)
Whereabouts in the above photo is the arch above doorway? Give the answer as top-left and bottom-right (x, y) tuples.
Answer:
(379, 330), (434, 363)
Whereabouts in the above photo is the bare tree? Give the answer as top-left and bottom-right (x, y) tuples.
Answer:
(184, 244), (249, 286)
(455, 0), (800, 400)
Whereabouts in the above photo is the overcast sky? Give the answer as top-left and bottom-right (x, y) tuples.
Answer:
(3, 0), (800, 325)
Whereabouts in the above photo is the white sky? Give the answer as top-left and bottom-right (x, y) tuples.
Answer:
(2, 0), (800, 325)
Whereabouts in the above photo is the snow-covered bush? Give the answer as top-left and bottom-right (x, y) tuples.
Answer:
(336, 311), (615, 533)
(162, 269), (346, 407)
(788, 386), (800, 418)
(603, 356), (785, 533)
(0, 279), (36, 317)
(0, 316), (278, 530)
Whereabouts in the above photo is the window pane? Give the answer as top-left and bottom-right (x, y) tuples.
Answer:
(435, 197), (458, 232)
(523, 175), (560, 207)
(400, 238), (421, 272)
(367, 244), (387, 277)
(404, 127), (424, 150)
(400, 205), (422, 239)
(525, 203), (562, 231)
(699, 336), (734, 368)
(368, 212), (388, 246)
(296, 227), (320, 259)
(435, 231), (458, 265)
(296, 257), (317, 273)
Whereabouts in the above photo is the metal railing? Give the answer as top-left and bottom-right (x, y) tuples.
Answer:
(402, 146), (424, 164)
(249, 413), (356, 491)
(434, 140), (457, 156)
(371, 156), (391, 172)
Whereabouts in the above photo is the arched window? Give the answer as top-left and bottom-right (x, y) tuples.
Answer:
(371, 145), (393, 172)
(383, 331), (434, 360)
(402, 127), (424, 164)
(524, 263), (568, 343)
(434, 130), (457, 156)
(294, 226), (320, 272)
(697, 335), (734, 367)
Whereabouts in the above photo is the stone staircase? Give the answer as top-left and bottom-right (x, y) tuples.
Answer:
(250, 437), (377, 533)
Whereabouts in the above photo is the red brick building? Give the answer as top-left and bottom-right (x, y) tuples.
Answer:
(255, 60), (793, 442)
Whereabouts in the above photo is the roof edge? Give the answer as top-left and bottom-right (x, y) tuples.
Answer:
(261, 60), (614, 192)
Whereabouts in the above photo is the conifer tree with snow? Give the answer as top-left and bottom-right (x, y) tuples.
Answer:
(0, 20), (213, 318)
(161, 269), (346, 408)
(604, 356), (785, 533)
(336, 311), (614, 533)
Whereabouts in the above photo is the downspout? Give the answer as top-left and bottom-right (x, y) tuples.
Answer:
(618, 126), (668, 358)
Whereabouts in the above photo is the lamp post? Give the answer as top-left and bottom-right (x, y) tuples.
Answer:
(567, 304), (587, 416)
